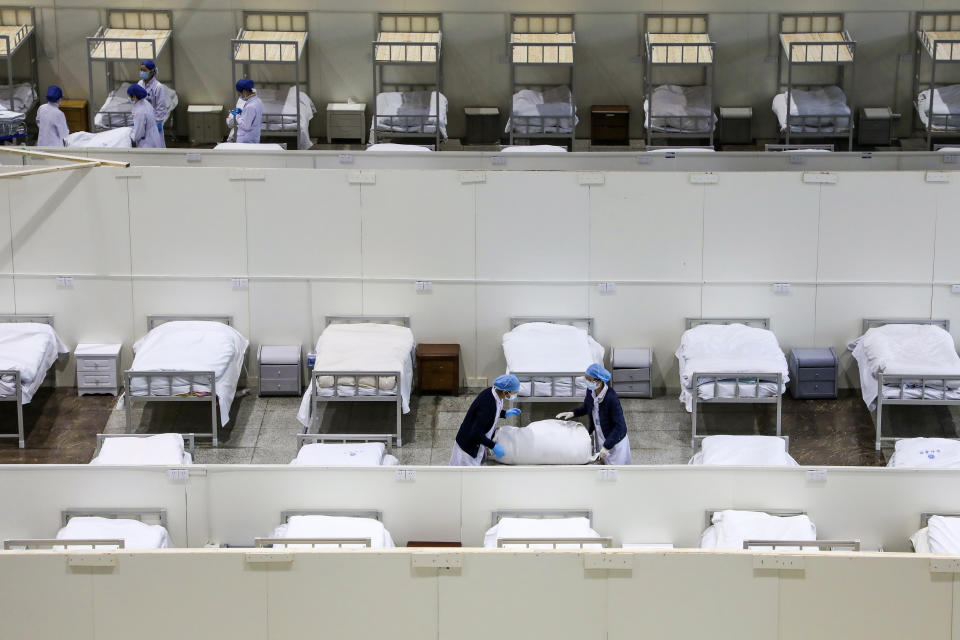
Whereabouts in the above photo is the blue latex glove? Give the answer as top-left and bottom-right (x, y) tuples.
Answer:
(505, 408), (521, 417)
(492, 444), (505, 458)
(156, 122), (163, 133)
(230, 107), (242, 116)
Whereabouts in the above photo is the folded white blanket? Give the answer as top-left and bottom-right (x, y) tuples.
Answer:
(501, 145), (567, 153)
(483, 516), (601, 548)
(644, 84), (717, 133)
(94, 82), (178, 130)
(495, 420), (594, 465)
(372, 91), (448, 139)
(506, 86), (578, 134)
(928, 516), (960, 554)
(0, 82), (35, 113)
(271, 515), (394, 548)
(57, 516), (172, 549)
(689, 435), (797, 466)
(90, 433), (189, 465)
(66, 128), (133, 148)
(700, 510), (816, 550)
(918, 84), (960, 131)
(0, 323), (69, 403)
(887, 438), (960, 468)
(213, 142), (285, 151)
(366, 143), (433, 152)
(503, 322), (604, 398)
(772, 86), (850, 132)
(290, 442), (398, 466)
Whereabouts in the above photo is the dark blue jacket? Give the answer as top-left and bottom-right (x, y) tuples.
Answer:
(572, 386), (627, 450)
(455, 388), (507, 458)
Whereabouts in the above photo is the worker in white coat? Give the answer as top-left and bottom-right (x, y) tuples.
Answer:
(227, 78), (262, 143)
(450, 374), (522, 466)
(557, 364), (631, 465)
(127, 84), (163, 148)
(138, 59), (166, 147)
(36, 85), (69, 147)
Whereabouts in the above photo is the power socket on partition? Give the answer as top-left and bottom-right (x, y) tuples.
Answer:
(55, 276), (74, 289)
(772, 283), (792, 294)
(395, 469), (417, 482)
(415, 280), (433, 293)
(231, 278), (248, 290)
(952, 284), (960, 294)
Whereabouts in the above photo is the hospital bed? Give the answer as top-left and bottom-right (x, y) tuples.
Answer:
(678, 318), (787, 447)
(371, 13), (444, 149)
(774, 13), (856, 149)
(689, 435), (797, 466)
(700, 509), (860, 551)
(90, 433), (194, 465)
(93, 81), (179, 131)
(255, 509), (394, 548)
(4, 507), (171, 550)
(500, 145), (567, 152)
(485, 509), (611, 549)
(291, 434), (399, 466)
(911, 513), (960, 554)
(0, 7), (37, 143)
(643, 14), (716, 146)
(297, 315), (414, 447)
(913, 12), (960, 148)
(124, 315), (249, 447)
(0, 315), (68, 449)
(366, 142), (433, 152)
(503, 317), (603, 403)
(849, 318), (960, 451)
(886, 437), (960, 468)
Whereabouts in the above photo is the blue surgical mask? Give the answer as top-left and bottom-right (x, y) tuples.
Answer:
(240, 96), (248, 102)
(593, 382), (602, 391)
(508, 393), (517, 401)
(140, 71), (150, 80)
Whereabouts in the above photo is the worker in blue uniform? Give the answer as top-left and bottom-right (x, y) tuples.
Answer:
(450, 374), (522, 466)
(557, 364), (631, 465)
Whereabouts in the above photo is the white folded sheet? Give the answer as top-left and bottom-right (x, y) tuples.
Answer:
(849, 324), (960, 412)
(366, 143), (433, 152)
(501, 145), (567, 153)
(676, 323), (788, 411)
(506, 86), (578, 134)
(127, 321), (249, 427)
(483, 516), (602, 549)
(56, 516), (172, 549)
(66, 128), (133, 148)
(494, 420), (594, 465)
(887, 438), (960, 468)
(372, 91), (448, 139)
(213, 142), (285, 151)
(89, 434), (191, 465)
(771, 86), (851, 132)
(94, 82), (178, 130)
(0, 82), (35, 113)
(699, 510), (816, 550)
(0, 322), (69, 403)
(644, 84), (717, 133)
(927, 516), (960, 554)
(270, 515), (395, 548)
(917, 84), (960, 130)
(503, 322), (604, 398)
(290, 442), (398, 466)
(689, 435), (797, 466)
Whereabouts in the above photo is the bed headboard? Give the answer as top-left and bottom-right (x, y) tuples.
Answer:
(106, 9), (172, 31)
(779, 12), (844, 34)
(0, 6), (34, 27)
(61, 508), (168, 528)
(378, 12), (442, 34)
(324, 315), (410, 328)
(685, 317), (770, 330)
(704, 508), (805, 529)
(861, 318), (950, 334)
(147, 315), (233, 331)
(510, 317), (594, 336)
(920, 512), (960, 528)
(280, 509), (383, 524)
(645, 13), (708, 35)
(511, 13), (574, 35)
(242, 10), (307, 33)
(917, 12), (960, 33)
(0, 314), (53, 326)
(492, 509), (593, 527)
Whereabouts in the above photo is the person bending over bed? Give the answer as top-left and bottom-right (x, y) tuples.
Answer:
(450, 374), (522, 466)
(557, 364), (631, 465)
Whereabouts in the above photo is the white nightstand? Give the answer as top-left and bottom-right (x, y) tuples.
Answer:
(76, 343), (122, 396)
(327, 103), (366, 144)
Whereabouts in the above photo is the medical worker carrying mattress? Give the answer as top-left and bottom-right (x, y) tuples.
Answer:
(227, 78), (263, 143)
(450, 374), (522, 466)
(556, 364), (631, 465)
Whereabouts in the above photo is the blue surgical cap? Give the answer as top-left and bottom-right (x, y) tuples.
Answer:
(493, 374), (520, 393)
(45, 85), (62, 102)
(236, 78), (255, 92)
(586, 363), (611, 383)
(126, 84), (148, 100)
(141, 59), (156, 71)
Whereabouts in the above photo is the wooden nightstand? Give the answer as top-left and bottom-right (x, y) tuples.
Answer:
(591, 105), (629, 145)
(416, 344), (460, 395)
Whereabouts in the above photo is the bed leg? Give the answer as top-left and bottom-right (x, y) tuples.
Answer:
(16, 392), (24, 449)
(396, 397), (402, 448)
(211, 394), (218, 448)
(691, 398), (698, 449)
(125, 389), (133, 432)
(875, 400), (882, 451)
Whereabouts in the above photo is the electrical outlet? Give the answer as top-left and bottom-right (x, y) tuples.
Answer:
(689, 172), (719, 184)
(185, 151), (201, 163)
(636, 155), (652, 164)
(168, 468), (189, 482)
(772, 283), (792, 294)
(415, 280), (433, 292)
(598, 468), (618, 482)
(491, 156), (506, 165)
(338, 154), (354, 164)
(598, 282), (616, 294)
(55, 276), (74, 289)
(395, 469), (416, 482)
(806, 468), (828, 483)
(951, 284), (960, 294)
(231, 278), (248, 290)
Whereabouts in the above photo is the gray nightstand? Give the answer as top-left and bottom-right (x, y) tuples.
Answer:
(327, 103), (366, 144)
(258, 345), (302, 396)
(76, 343), (122, 396)
(788, 347), (838, 399)
(611, 348), (653, 398)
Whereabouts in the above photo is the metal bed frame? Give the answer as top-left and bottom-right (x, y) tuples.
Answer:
(231, 11), (310, 148)
(704, 508), (805, 529)
(691, 434), (791, 461)
(6, 507), (167, 550)
(255, 509), (382, 548)
(643, 14), (716, 148)
(858, 318), (960, 451)
(507, 316), (596, 404)
(296, 433), (393, 452)
(308, 315), (411, 447)
(124, 314), (238, 447)
(61, 507), (168, 528)
(0, 314), (55, 449)
(491, 509), (611, 548)
(4, 538), (124, 550)
(920, 512), (960, 528)
(93, 432), (196, 462)
(371, 13), (442, 150)
(777, 13), (856, 150)
(86, 9), (175, 133)
(705, 508), (859, 552)
(508, 14), (575, 149)
(764, 143), (834, 151)
(0, 7), (36, 143)
(684, 318), (783, 448)
(913, 12), (960, 149)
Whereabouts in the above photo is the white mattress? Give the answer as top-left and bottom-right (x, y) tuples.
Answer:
(0, 323), (68, 403)
(290, 442), (398, 466)
(270, 515), (394, 548)
(366, 143), (433, 152)
(506, 87), (578, 135)
(297, 323), (415, 428)
(501, 145), (567, 153)
(213, 142), (285, 151)
(372, 91), (448, 139)
(94, 82), (178, 130)
(494, 420), (594, 465)
(0, 82), (35, 114)
(849, 324), (960, 412)
(676, 323), (788, 412)
(89, 434), (191, 465)
(127, 321), (249, 427)
(56, 516), (172, 549)
(483, 516), (602, 549)
(66, 128), (133, 148)
(924, 516), (960, 554)
(689, 435), (798, 466)
(887, 438), (960, 468)
(502, 322), (604, 397)
(644, 84), (717, 133)
(699, 510), (816, 550)
(918, 84), (960, 131)
(772, 86), (851, 132)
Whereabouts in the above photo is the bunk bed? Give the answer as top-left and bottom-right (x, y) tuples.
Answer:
(913, 12), (960, 148)
(86, 9), (176, 134)
(775, 13), (856, 150)
(231, 11), (313, 150)
(371, 13), (444, 149)
(643, 14), (716, 147)
(0, 6), (37, 144)
(507, 13), (576, 148)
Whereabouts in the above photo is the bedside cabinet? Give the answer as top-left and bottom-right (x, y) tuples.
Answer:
(60, 99), (89, 135)
(859, 107), (893, 146)
(719, 106), (753, 145)
(187, 105), (224, 145)
(327, 103), (366, 144)
(591, 105), (629, 145)
(76, 343), (122, 396)
(611, 348), (653, 398)
(788, 348), (838, 399)
(258, 345), (302, 396)
(464, 107), (500, 144)
(416, 344), (460, 395)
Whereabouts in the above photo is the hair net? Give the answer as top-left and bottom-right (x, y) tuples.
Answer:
(126, 84), (148, 99)
(45, 85), (62, 102)
(493, 374), (520, 393)
(586, 363), (611, 383)
(235, 78), (255, 92)
(141, 59), (156, 71)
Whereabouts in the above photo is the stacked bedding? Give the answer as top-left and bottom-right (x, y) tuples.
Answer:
(912, 516), (960, 554)
(700, 510), (816, 550)
(644, 84), (716, 133)
(483, 516), (603, 549)
(89, 433), (191, 465)
(0, 323), (69, 403)
(689, 435), (797, 466)
(501, 145), (567, 153)
(270, 515), (395, 548)
(0, 82), (35, 113)
(366, 143), (433, 152)
(887, 438), (960, 468)
(494, 420), (594, 465)
(290, 442), (399, 466)
(94, 82), (178, 130)
(372, 91), (448, 139)
(772, 86), (850, 132)
(917, 84), (960, 131)
(56, 516), (172, 549)
(66, 128), (133, 148)
(506, 86), (578, 134)
(502, 322), (603, 397)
